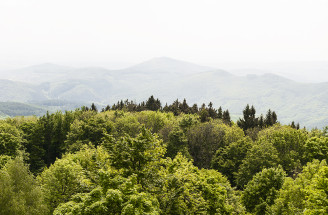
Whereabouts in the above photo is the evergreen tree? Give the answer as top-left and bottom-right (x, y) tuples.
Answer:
(222, 110), (231, 125)
(217, 106), (223, 119)
(191, 104), (199, 114)
(265, 109), (273, 126)
(258, 114), (264, 128)
(90, 103), (98, 112)
(180, 98), (190, 114)
(237, 104), (257, 131)
(146, 95), (161, 111)
(208, 102), (217, 119)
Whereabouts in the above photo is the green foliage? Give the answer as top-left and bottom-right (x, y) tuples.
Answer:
(103, 127), (165, 185)
(211, 137), (252, 186)
(187, 120), (244, 169)
(270, 160), (328, 215)
(2, 106), (328, 214)
(38, 157), (87, 213)
(304, 163), (328, 214)
(241, 167), (286, 214)
(157, 154), (235, 214)
(65, 114), (113, 152)
(0, 121), (24, 157)
(165, 126), (190, 159)
(257, 125), (308, 176)
(0, 157), (48, 215)
(236, 141), (279, 188)
(136, 111), (174, 134)
(303, 136), (328, 163)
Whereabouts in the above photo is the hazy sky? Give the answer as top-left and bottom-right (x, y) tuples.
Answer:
(0, 0), (328, 69)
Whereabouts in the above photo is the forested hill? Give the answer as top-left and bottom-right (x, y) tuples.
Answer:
(1, 57), (328, 128)
(1, 106), (328, 214)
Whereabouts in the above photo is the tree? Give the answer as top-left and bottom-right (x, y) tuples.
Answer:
(157, 154), (236, 214)
(38, 156), (86, 213)
(208, 102), (217, 119)
(265, 109), (278, 126)
(165, 126), (190, 159)
(270, 160), (327, 215)
(237, 104), (257, 131)
(65, 114), (114, 152)
(179, 99), (190, 114)
(241, 167), (286, 214)
(199, 108), (210, 122)
(187, 121), (244, 169)
(217, 106), (223, 119)
(236, 141), (280, 188)
(211, 137), (252, 186)
(0, 157), (48, 215)
(90, 103), (98, 112)
(0, 122), (24, 157)
(257, 125), (308, 176)
(303, 136), (328, 163)
(146, 95), (161, 111)
(103, 127), (165, 185)
(222, 110), (231, 125)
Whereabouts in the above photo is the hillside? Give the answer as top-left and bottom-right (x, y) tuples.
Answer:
(0, 102), (47, 117)
(0, 57), (328, 128)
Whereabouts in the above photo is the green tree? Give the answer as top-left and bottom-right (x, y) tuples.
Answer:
(38, 157), (87, 213)
(211, 137), (252, 186)
(303, 136), (328, 163)
(237, 104), (257, 131)
(165, 126), (190, 159)
(0, 121), (24, 157)
(65, 114), (114, 152)
(222, 110), (231, 125)
(0, 157), (48, 215)
(241, 167), (286, 214)
(157, 154), (235, 214)
(103, 127), (165, 185)
(257, 125), (308, 176)
(188, 121), (244, 169)
(146, 95), (161, 111)
(236, 141), (279, 188)
(271, 160), (327, 215)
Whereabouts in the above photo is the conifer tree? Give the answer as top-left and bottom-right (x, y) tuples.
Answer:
(191, 103), (198, 114)
(90, 103), (98, 112)
(222, 110), (231, 125)
(217, 106), (223, 119)
(208, 102), (217, 119)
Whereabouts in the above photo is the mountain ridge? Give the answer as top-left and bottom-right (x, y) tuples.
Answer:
(0, 57), (327, 128)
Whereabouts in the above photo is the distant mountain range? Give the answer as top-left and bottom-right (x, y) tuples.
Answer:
(0, 57), (327, 128)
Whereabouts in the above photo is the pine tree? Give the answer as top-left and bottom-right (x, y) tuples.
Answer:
(90, 103), (98, 112)
(208, 102), (217, 119)
(265, 109), (273, 126)
(191, 104), (198, 114)
(222, 110), (231, 125)
(217, 106), (223, 119)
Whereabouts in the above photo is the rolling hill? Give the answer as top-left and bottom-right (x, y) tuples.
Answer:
(0, 57), (327, 128)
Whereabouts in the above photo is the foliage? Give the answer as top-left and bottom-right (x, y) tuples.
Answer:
(0, 157), (48, 215)
(241, 167), (286, 214)
(157, 154), (236, 214)
(0, 121), (24, 157)
(1, 105), (328, 214)
(187, 120), (244, 169)
(211, 137), (252, 186)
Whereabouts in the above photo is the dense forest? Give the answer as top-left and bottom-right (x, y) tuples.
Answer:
(1, 96), (327, 214)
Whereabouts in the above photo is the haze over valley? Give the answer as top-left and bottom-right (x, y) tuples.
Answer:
(1, 57), (328, 128)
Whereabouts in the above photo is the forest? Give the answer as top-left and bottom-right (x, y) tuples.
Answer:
(0, 96), (327, 214)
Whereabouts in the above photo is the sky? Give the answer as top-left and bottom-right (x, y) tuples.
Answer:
(0, 0), (328, 72)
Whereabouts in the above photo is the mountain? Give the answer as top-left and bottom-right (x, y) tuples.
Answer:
(0, 57), (328, 128)
(0, 102), (47, 118)
(124, 57), (213, 74)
